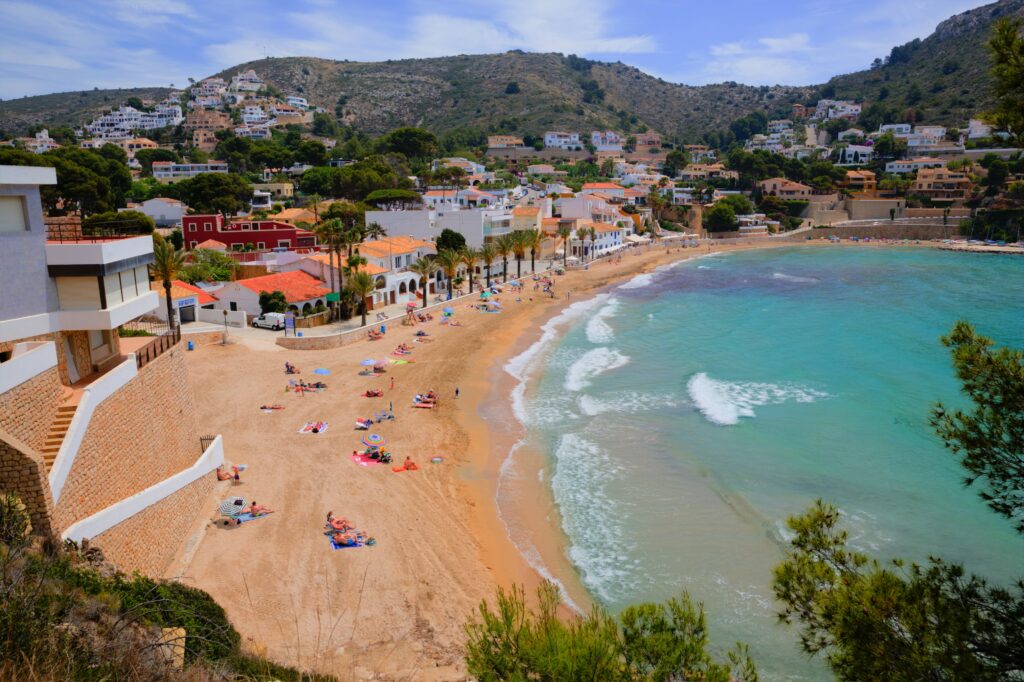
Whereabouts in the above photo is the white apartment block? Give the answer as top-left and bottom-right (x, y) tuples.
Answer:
(242, 105), (269, 124)
(193, 78), (226, 97)
(286, 96), (309, 109)
(151, 161), (229, 182)
(230, 69), (264, 92)
(544, 131), (581, 150)
(814, 99), (861, 121)
(86, 105), (184, 139)
(884, 157), (945, 174)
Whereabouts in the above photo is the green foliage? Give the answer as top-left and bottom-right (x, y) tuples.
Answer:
(126, 176), (161, 202)
(465, 583), (756, 682)
(376, 126), (438, 159)
(301, 156), (410, 200)
(82, 209), (154, 235)
(117, 327), (155, 337)
(930, 321), (1024, 532)
(134, 147), (178, 175)
(363, 188), (422, 209)
(311, 112), (342, 137)
(988, 18), (1024, 145)
(717, 194), (755, 215)
(773, 500), (1024, 681)
(704, 203), (738, 232)
(436, 228), (467, 253)
(258, 290), (288, 314)
(164, 172), (252, 215)
(169, 228), (183, 250)
(0, 493), (28, 545)
(0, 146), (131, 216)
(178, 248), (238, 283)
(661, 148), (689, 178)
(505, 81), (520, 94)
(0, 498), (332, 680)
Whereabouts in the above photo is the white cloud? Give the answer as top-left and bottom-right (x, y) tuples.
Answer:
(758, 33), (811, 53)
(710, 42), (744, 57)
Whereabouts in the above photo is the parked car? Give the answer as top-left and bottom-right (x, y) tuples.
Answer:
(251, 312), (286, 330)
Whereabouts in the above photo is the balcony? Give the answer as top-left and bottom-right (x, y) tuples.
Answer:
(46, 234), (154, 275)
(57, 291), (159, 331)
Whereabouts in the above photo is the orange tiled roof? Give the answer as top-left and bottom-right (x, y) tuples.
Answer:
(196, 239), (227, 249)
(592, 221), (621, 233)
(512, 206), (541, 216)
(582, 182), (625, 190)
(306, 253), (388, 275)
(358, 236), (434, 258)
(235, 270), (331, 303)
(152, 279), (217, 305)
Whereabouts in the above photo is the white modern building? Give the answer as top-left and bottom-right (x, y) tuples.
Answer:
(286, 96), (309, 109)
(151, 161), (229, 183)
(544, 131), (582, 150)
(591, 131), (624, 152)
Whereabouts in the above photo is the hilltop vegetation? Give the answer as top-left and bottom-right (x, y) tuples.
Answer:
(821, 0), (1024, 128)
(0, 87), (172, 136)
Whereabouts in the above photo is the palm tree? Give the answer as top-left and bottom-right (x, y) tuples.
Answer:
(525, 230), (544, 274)
(435, 249), (461, 300)
(313, 218), (343, 316)
(479, 242), (498, 288)
(150, 234), (185, 332)
(409, 257), (439, 309)
(495, 233), (515, 283)
(363, 221), (387, 242)
(511, 231), (528, 279)
(582, 226), (597, 260)
(348, 271), (376, 327)
(459, 247), (478, 293)
(557, 224), (572, 266)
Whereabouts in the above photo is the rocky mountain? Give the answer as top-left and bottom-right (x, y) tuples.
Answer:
(822, 0), (1024, 127)
(1, 1), (1020, 141)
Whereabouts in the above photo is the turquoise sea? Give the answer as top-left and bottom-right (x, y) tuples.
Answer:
(504, 246), (1024, 680)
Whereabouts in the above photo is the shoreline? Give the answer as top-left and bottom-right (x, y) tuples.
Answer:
(173, 238), (942, 679)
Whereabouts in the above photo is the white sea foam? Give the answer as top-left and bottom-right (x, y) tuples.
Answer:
(585, 297), (620, 344)
(578, 392), (679, 417)
(618, 272), (654, 290)
(495, 440), (584, 613)
(564, 347), (630, 391)
(504, 293), (610, 425)
(687, 372), (829, 425)
(550, 433), (632, 601)
(772, 272), (819, 284)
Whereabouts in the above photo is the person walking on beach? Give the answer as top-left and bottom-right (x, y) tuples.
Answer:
(390, 376), (395, 391)
(455, 386), (460, 399)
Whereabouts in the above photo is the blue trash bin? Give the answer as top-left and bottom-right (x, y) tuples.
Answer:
(187, 340), (194, 351)
(297, 331), (303, 337)
(380, 324), (386, 335)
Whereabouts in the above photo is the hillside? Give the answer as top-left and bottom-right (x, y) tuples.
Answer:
(0, 53), (810, 142)
(2, 0), (1021, 140)
(0, 86), (172, 135)
(210, 52), (812, 141)
(823, 0), (1024, 126)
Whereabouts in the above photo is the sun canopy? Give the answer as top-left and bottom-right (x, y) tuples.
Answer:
(362, 434), (385, 447)
(218, 498), (248, 517)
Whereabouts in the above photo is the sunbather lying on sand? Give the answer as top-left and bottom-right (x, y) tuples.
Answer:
(245, 501), (273, 516)
(332, 531), (367, 546)
(285, 362), (300, 374)
(260, 404), (284, 410)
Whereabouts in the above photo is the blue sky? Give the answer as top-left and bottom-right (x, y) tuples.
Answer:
(0, 0), (989, 99)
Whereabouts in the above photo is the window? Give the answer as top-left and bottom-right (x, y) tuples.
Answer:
(229, 302), (237, 311)
(204, 221), (212, 231)
(278, 240), (291, 247)
(189, 241), (197, 248)
(257, 242), (265, 249)
(0, 196), (28, 233)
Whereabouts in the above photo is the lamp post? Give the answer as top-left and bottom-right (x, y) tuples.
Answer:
(221, 309), (228, 346)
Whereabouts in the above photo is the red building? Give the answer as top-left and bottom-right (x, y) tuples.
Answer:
(182, 214), (318, 251)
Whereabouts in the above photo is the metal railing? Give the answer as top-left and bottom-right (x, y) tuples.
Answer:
(134, 328), (181, 369)
(199, 435), (217, 454)
(47, 223), (152, 243)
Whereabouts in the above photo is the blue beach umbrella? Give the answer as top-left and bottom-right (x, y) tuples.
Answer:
(442, 307), (454, 315)
(313, 368), (331, 375)
(360, 359), (376, 366)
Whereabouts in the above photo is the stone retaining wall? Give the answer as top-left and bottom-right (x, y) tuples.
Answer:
(182, 330), (224, 346)
(0, 366), (63, 452)
(810, 224), (959, 240)
(0, 430), (55, 536)
(92, 474), (214, 577)
(53, 345), (201, 533)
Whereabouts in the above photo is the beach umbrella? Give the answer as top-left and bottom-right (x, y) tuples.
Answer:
(479, 291), (491, 299)
(362, 434), (385, 447)
(361, 359), (376, 366)
(442, 306), (453, 315)
(313, 368), (331, 375)
(218, 497), (248, 517)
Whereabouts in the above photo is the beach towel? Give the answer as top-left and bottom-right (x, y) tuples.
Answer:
(298, 421), (329, 434)
(232, 511), (274, 524)
(351, 453), (379, 467)
(412, 403), (434, 409)
(329, 535), (365, 550)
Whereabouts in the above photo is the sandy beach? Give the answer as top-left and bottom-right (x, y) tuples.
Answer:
(168, 238), (819, 680)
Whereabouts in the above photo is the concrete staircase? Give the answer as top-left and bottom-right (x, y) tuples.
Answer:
(41, 403), (77, 473)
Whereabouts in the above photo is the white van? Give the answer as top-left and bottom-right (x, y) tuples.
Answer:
(251, 312), (287, 330)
